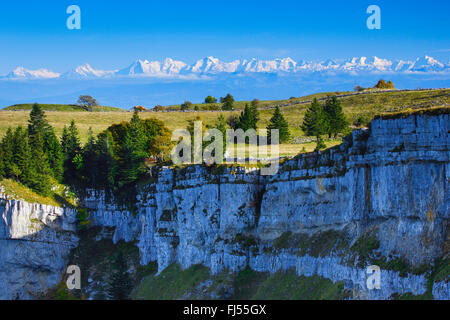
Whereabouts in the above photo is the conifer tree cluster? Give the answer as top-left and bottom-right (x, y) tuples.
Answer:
(301, 97), (348, 150)
(71, 110), (172, 194)
(0, 106), (172, 199)
(267, 106), (290, 143)
(0, 104), (63, 195)
(235, 99), (260, 131)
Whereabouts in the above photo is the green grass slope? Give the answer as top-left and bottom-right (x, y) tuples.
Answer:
(2, 103), (124, 112)
(0, 89), (448, 145)
(132, 264), (350, 300)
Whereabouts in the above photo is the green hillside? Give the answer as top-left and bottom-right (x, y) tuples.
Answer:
(2, 103), (124, 112)
(0, 89), (448, 148)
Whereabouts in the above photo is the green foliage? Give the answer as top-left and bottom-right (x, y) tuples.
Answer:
(28, 103), (64, 181)
(134, 264), (350, 300)
(215, 114), (228, 158)
(107, 252), (133, 300)
(134, 264), (211, 300)
(54, 282), (80, 300)
(354, 115), (371, 127)
(94, 130), (116, 189)
(116, 111), (149, 187)
(237, 104), (257, 131)
(204, 96), (218, 104)
(67, 111), (172, 209)
(270, 230), (350, 258)
(77, 95), (98, 112)
(3, 103), (121, 112)
(227, 114), (240, 130)
(301, 98), (327, 149)
(28, 133), (53, 196)
(61, 120), (82, 184)
(349, 232), (380, 268)
(0, 104), (61, 196)
(301, 98), (348, 150)
(250, 99), (260, 126)
(323, 96), (348, 138)
(0, 178), (76, 208)
(267, 106), (291, 143)
(76, 208), (91, 229)
(232, 233), (257, 249)
(221, 93), (235, 110)
(374, 79), (395, 89)
(252, 270), (350, 300)
(374, 106), (450, 120)
(273, 231), (292, 249)
(180, 101), (193, 111)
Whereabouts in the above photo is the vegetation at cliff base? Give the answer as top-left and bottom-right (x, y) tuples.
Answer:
(133, 264), (351, 300)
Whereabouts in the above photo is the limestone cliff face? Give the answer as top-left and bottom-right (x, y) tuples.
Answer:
(0, 194), (78, 299)
(0, 112), (448, 300)
(83, 112), (449, 300)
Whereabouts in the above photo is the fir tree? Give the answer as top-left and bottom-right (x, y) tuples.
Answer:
(238, 104), (256, 131)
(214, 114), (227, 159)
(28, 103), (49, 139)
(61, 120), (82, 183)
(250, 99), (260, 127)
(301, 99), (327, 150)
(95, 131), (116, 189)
(0, 151), (4, 178)
(267, 106), (290, 143)
(43, 129), (64, 181)
(81, 128), (97, 185)
(116, 111), (148, 187)
(27, 133), (52, 196)
(1, 128), (16, 178)
(107, 252), (132, 300)
(12, 127), (32, 184)
(323, 96), (348, 138)
(221, 94), (235, 110)
(27, 103), (63, 180)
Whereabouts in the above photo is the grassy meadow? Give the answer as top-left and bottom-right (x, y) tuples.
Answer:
(0, 88), (448, 157)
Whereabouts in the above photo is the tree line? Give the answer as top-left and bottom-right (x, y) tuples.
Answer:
(0, 104), (172, 198)
(301, 97), (348, 149)
(0, 96), (347, 198)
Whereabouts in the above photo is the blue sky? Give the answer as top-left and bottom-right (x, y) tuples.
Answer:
(0, 0), (449, 73)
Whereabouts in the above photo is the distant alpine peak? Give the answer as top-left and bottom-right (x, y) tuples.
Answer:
(2, 55), (448, 80)
(61, 63), (116, 79)
(4, 66), (60, 79)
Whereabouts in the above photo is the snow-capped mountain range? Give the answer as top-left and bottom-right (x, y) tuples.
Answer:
(2, 56), (449, 80)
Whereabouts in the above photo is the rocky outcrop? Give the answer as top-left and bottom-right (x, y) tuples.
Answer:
(82, 112), (449, 300)
(0, 194), (78, 299)
(0, 111), (447, 300)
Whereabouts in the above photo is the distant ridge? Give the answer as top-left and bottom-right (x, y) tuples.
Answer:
(2, 103), (124, 112)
